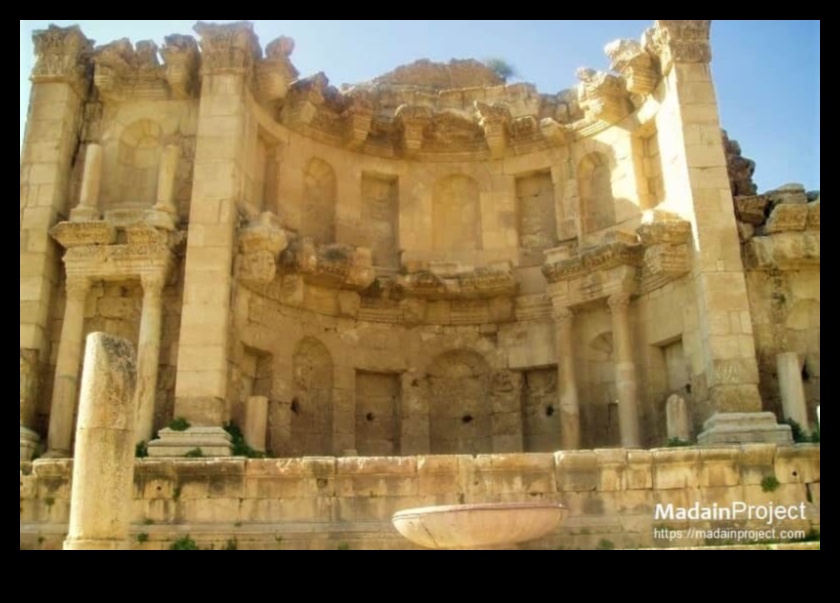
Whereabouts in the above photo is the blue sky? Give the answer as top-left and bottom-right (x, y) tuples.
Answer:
(20, 20), (820, 191)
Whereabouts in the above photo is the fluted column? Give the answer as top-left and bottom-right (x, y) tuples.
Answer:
(553, 305), (581, 450)
(46, 276), (92, 457)
(609, 293), (641, 448)
(134, 273), (166, 445)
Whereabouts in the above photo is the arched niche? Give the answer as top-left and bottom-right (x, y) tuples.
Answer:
(433, 175), (482, 252)
(291, 337), (334, 456)
(117, 119), (163, 206)
(427, 349), (491, 455)
(302, 158), (337, 244)
(579, 152), (616, 235)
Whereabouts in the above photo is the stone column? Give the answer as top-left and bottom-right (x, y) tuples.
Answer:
(21, 26), (92, 361)
(648, 20), (786, 443)
(609, 293), (641, 448)
(71, 143), (103, 222)
(167, 23), (261, 456)
(64, 333), (137, 551)
(46, 276), (92, 458)
(553, 306), (581, 450)
(134, 273), (166, 445)
(666, 394), (692, 442)
(777, 353), (809, 431)
(20, 350), (40, 461)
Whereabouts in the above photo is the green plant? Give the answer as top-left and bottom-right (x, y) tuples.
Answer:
(761, 476), (781, 493)
(224, 539), (238, 551)
(667, 438), (692, 448)
(173, 486), (182, 501)
(811, 422), (820, 444)
(135, 442), (148, 459)
(596, 539), (616, 551)
(484, 58), (519, 81)
(337, 543), (351, 551)
(169, 417), (191, 432)
(137, 533), (149, 544)
(224, 423), (265, 459)
(169, 536), (199, 551)
(185, 448), (204, 459)
(143, 518), (155, 526)
(43, 497), (55, 508)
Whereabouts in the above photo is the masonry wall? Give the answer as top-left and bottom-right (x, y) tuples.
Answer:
(20, 445), (820, 551)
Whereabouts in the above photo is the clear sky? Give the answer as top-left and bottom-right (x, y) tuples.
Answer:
(20, 20), (820, 191)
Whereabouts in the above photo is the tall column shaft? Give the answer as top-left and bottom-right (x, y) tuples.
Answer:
(155, 144), (180, 214)
(46, 277), (91, 457)
(135, 274), (165, 444)
(610, 293), (641, 448)
(554, 307), (581, 450)
(71, 143), (103, 221)
(65, 333), (137, 551)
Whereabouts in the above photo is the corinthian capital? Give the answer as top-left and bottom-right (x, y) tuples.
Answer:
(608, 292), (632, 312)
(647, 20), (713, 71)
(31, 25), (93, 94)
(194, 21), (261, 75)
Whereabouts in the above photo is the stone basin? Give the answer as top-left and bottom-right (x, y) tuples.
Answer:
(392, 503), (567, 550)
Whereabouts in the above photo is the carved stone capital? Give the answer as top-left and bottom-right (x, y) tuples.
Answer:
(647, 20), (713, 71)
(65, 276), (93, 300)
(395, 104), (433, 156)
(194, 21), (261, 75)
(31, 25), (93, 95)
(551, 302), (575, 326)
(161, 35), (200, 99)
(141, 272), (166, 296)
(342, 92), (376, 149)
(475, 101), (511, 158)
(608, 292), (632, 312)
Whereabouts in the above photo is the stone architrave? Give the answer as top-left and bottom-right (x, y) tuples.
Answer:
(64, 333), (137, 551)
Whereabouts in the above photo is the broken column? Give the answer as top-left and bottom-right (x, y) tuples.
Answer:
(244, 396), (269, 454)
(64, 333), (137, 551)
(777, 352), (810, 431)
(666, 394), (692, 442)
(71, 143), (103, 222)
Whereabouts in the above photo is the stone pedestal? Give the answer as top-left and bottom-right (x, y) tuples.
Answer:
(244, 396), (269, 454)
(698, 413), (792, 446)
(777, 353), (809, 430)
(147, 427), (233, 457)
(666, 395), (692, 442)
(64, 333), (137, 551)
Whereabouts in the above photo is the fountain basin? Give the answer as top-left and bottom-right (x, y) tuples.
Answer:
(392, 503), (567, 550)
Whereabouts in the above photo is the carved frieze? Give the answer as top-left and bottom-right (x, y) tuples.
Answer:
(396, 262), (518, 301)
(576, 68), (631, 125)
(93, 39), (168, 102)
(764, 204), (808, 234)
(31, 25), (93, 95)
(194, 21), (261, 75)
(279, 239), (375, 291)
(50, 221), (116, 249)
(605, 39), (659, 97)
(543, 241), (642, 284)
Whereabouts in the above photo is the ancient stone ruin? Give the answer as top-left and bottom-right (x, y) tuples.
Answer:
(20, 20), (819, 550)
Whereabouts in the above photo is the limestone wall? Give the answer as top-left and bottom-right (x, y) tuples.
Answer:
(20, 445), (820, 551)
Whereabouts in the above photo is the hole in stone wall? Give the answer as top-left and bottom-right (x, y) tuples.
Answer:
(685, 383), (692, 395)
(545, 406), (555, 418)
(462, 415), (474, 425)
(802, 365), (811, 383)
(366, 413), (376, 423)
(291, 399), (301, 415)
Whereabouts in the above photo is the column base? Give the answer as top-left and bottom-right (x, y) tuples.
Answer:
(20, 426), (40, 462)
(147, 427), (232, 457)
(69, 206), (101, 222)
(697, 413), (793, 446)
(64, 539), (130, 551)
